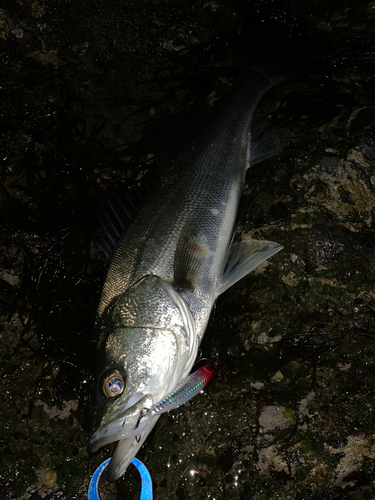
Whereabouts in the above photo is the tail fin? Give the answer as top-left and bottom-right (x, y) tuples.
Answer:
(241, 23), (321, 78)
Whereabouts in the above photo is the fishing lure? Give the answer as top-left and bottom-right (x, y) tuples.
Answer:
(150, 362), (216, 415)
(128, 362), (217, 435)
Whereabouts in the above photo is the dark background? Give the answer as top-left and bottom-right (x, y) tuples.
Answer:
(1, 0), (375, 498)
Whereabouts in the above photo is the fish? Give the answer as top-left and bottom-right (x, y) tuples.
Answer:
(89, 26), (313, 481)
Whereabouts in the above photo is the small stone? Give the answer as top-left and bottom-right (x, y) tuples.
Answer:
(271, 371), (283, 382)
(43, 470), (57, 487)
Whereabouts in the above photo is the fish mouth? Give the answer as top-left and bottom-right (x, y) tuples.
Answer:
(89, 393), (159, 481)
(104, 418), (159, 481)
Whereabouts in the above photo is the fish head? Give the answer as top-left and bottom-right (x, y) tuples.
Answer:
(89, 274), (196, 481)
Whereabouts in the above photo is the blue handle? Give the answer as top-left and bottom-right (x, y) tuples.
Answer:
(88, 457), (153, 500)
(132, 458), (153, 500)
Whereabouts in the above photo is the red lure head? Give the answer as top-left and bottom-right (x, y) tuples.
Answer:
(202, 362), (217, 376)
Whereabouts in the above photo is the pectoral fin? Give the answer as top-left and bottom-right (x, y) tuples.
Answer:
(218, 240), (283, 295)
(174, 230), (210, 293)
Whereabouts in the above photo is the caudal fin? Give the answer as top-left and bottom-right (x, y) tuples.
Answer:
(241, 23), (321, 78)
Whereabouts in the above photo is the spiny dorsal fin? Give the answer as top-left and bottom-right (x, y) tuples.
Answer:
(96, 188), (148, 261)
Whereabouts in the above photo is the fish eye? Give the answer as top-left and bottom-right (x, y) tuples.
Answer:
(102, 370), (124, 398)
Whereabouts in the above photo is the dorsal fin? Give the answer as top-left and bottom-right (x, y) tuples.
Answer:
(96, 188), (148, 260)
(143, 111), (206, 167)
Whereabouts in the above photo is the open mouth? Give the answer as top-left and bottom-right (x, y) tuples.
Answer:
(89, 393), (153, 452)
(89, 392), (161, 481)
(104, 417), (160, 481)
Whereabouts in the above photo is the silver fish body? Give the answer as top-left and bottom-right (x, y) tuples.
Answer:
(89, 52), (291, 480)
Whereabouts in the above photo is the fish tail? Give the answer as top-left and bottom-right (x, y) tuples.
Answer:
(240, 23), (321, 79)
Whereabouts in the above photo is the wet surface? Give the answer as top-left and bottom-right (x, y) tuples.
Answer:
(1, 0), (375, 499)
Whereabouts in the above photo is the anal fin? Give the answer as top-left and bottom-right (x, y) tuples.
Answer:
(250, 127), (295, 167)
(218, 239), (283, 295)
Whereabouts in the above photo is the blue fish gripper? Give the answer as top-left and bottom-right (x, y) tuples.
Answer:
(88, 457), (153, 500)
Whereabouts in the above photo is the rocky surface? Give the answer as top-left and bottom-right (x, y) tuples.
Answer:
(1, 0), (375, 499)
